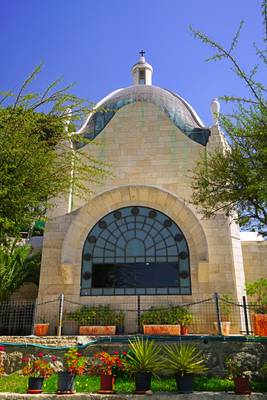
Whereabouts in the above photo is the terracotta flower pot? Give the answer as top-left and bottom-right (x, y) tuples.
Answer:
(213, 321), (231, 336)
(233, 376), (251, 395)
(97, 374), (115, 394)
(143, 324), (181, 335)
(79, 325), (116, 335)
(27, 377), (44, 394)
(34, 323), (50, 336)
(253, 314), (267, 336)
(181, 326), (189, 335)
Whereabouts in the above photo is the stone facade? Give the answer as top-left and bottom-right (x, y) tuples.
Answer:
(38, 57), (267, 332)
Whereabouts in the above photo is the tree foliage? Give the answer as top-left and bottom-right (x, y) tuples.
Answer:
(0, 65), (110, 245)
(190, 1), (267, 236)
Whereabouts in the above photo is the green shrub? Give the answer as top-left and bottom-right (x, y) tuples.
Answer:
(67, 305), (124, 326)
(246, 278), (267, 313)
(140, 305), (192, 326)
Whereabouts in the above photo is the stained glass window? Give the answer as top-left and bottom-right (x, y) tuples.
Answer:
(81, 206), (191, 296)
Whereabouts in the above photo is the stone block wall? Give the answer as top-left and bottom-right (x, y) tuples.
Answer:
(38, 101), (247, 330)
(2, 336), (267, 378)
(242, 241), (267, 284)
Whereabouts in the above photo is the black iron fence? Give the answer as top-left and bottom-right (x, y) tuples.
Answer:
(0, 293), (263, 336)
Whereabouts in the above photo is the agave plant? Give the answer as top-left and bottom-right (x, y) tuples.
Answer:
(163, 344), (207, 376)
(125, 337), (163, 375)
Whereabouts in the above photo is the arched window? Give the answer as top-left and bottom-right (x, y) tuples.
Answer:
(81, 206), (191, 296)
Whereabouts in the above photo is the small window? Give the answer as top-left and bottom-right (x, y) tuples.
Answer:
(139, 69), (145, 84)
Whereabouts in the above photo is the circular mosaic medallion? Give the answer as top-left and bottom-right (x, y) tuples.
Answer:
(148, 210), (157, 219)
(114, 211), (122, 219)
(179, 251), (188, 260)
(179, 270), (189, 279)
(131, 207), (139, 216)
(164, 219), (172, 228)
(83, 271), (92, 280)
(88, 235), (96, 244)
(98, 220), (107, 229)
(174, 233), (184, 242)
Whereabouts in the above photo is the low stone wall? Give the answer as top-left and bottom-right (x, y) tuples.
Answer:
(0, 392), (267, 399)
(1, 336), (267, 376)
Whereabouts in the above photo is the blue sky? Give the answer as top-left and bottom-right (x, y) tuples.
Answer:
(0, 0), (265, 126)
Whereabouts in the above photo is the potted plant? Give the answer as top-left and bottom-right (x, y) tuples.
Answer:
(68, 305), (123, 335)
(225, 355), (251, 394)
(140, 306), (181, 335)
(125, 336), (164, 393)
(214, 294), (233, 335)
(116, 311), (125, 335)
(57, 348), (86, 394)
(21, 352), (55, 394)
(176, 306), (193, 335)
(163, 343), (207, 393)
(246, 278), (267, 336)
(34, 317), (50, 336)
(88, 351), (125, 393)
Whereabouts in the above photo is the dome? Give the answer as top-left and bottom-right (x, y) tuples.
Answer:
(76, 85), (210, 148)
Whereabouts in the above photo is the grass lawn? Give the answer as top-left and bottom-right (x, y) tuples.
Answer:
(0, 374), (267, 393)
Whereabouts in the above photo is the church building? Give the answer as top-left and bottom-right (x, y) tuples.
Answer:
(38, 53), (267, 332)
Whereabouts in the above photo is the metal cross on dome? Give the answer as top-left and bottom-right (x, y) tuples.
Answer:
(139, 50), (145, 57)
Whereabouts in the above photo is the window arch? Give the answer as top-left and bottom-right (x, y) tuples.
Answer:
(81, 206), (191, 295)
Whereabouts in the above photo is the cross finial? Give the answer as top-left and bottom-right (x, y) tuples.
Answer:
(139, 50), (145, 57)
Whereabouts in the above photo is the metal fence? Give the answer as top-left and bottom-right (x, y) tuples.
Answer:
(0, 300), (35, 335)
(0, 293), (262, 336)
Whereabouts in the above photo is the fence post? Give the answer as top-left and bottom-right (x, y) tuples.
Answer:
(31, 299), (38, 336)
(214, 292), (222, 336)
(242, 296), (250, 335)
(57, 294), (64, 337)
(137, 296), (141, 333)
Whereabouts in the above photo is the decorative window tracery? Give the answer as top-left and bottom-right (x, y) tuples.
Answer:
(81, 206), (191, 296)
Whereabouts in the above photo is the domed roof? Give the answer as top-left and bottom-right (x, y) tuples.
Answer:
(76, 85), (210, 148)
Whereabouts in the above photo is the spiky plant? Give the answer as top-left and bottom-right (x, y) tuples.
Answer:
(163, 344), (207, 376)
(126, 337), (164, 375)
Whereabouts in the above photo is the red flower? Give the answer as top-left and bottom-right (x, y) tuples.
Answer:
(38, 352), (44, 357)
(51, 356), (57, 362)
(113, 351), (119, 355)
(122, 351), (127, 355)
(0, 346), (5, 352)
(22, 357), (29, 363)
